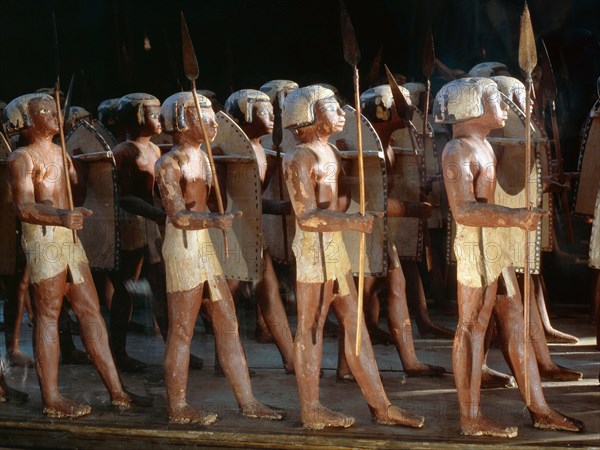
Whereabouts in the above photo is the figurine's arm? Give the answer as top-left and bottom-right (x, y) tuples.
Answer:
(442, 141), (542, 231)
(8, 149), (91, 229)
(155, 155), (237, 231)
(283, 148), (377, 233)
(114, 142), (166, 223)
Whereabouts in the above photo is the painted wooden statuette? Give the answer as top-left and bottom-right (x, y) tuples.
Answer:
(6, 93), (150, 418)
(436, 78), (584, 437)
(282, 85), (424, 430)
(155, 92), (284, 425)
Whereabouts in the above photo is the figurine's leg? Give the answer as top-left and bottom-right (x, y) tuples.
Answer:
(165, 284), (216, 425)
(204, 278), (283, 421)
(363, 276), (392, 345)
(255, 303), (273, 342)
(3, 272), (33, 368)
(403, 261), (454, 339)
(69, 264), (149, 410)
(454, 280), (518, 437)
(532, 274), (578, 344)
(31, 270), (92, 418)
(254, 249), (294, 373)
(109, 251), (147, 372)
(493, 288), (584, 432)
(295, 280), (353, 429)
(332, 272), (424, 429)
(386, 266), (445, 376)
(481, 316), (516, 389)
(593, 269), (600, 352)
(526, 282), (582, 381)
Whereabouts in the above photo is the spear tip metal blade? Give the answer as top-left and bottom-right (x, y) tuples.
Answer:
(518, 1), (537, 75)
(422, 30), (435, 79)
(385, 64), (413, 121)
(180, 11), (199, 81)
(339, 0), (360, 66)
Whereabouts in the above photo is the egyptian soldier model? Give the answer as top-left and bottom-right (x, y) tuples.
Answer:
(5, 93), (150, 418)
(488, 75), (581, 380)
(155, 91), (284, 425)
(358, 84), (445, 376)
(110, 93), (169, 372)
(436, 78), (584, 437)
(223, 89), (294, 373)
(282, 85), (424, 430)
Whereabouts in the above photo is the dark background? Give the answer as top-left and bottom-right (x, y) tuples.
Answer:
(0, 0), (599, 304)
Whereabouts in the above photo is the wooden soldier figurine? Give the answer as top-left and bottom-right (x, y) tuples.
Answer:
(110, 93), (169, 372)
(5, 93), (150, 418)
(358, 84), (445, 376)
(282, 85), (424, 430)
(155, 91), (284, 425)
(223, 89), (294, 373)
(436, 78), (584, 437)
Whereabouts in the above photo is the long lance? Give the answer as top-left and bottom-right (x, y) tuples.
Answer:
(52, 13), (77, 244)
(180, 12), (228, 257)
(540, 39), (574, 244)
(272, 92), (290, 263)
(62, 73), (74, 122)
(518, 0), (537, 405)
(421, 30), (435, 271)
(340, 0), (366, 356)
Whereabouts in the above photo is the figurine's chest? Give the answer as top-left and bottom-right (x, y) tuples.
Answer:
(32, 150), (64, 186)
(180, 150), (212, 185)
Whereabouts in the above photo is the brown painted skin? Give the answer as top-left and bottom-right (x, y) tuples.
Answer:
(7, 97), (147, 418)
(155, 102), (284, 425)
(442, 85), (584, 437)
(282, 97), (424, 430)
(226, 100), (294, 373)
(110, 104), (168, 372)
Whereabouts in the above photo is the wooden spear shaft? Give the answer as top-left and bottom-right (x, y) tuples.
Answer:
(353, 64), (367, 357)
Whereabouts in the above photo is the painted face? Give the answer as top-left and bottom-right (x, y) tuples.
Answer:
(314, 99), (345, 134)
(29, 98), (59, 135)
(143, 105), (162, 135)
(482, 86), (508, 129)
(251, 101), (274, 135)
(187, 106), (218, 142)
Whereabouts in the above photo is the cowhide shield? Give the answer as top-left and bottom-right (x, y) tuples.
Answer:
(209, 111), (262, 282)
(446, 94), (543, 274)
(589, 185), (600, 269)
(92, 119), (118, 149)
(330, 105), (387, 277)
(575, 99), (600, 216)
(389, 121), (425, 261)
(262, 147), (295, 264)
(66, 121), (118, 270)
(0, 137), (16, 275)
(532, 117), (553, 252)
(395, 108), (444, 229)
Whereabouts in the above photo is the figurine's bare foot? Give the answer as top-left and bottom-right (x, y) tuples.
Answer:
(115, 354), (148, 373)
(61, 348), (91, 365)
(460, 416), (518, 438)
(404, 362), (446, 377)
(111, 390), (153, 411)
(544, 329), (579, 344)
(539, 364), (583, 382)
(240, 401), (285, 421)
(368, 326), (393, 345)
(189, 354), (204, 370)
(169, 404), (218, 425)
(8, 350), (34, 368)
(481, 366), (516, 389)
(373, 404), (425, 428)
(43, 396), (92, 418)
(418, 322), (455, 339)
(531, 410), (584, 432)
(336, 370), (355, 383)
(302, 404), (355, 430)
